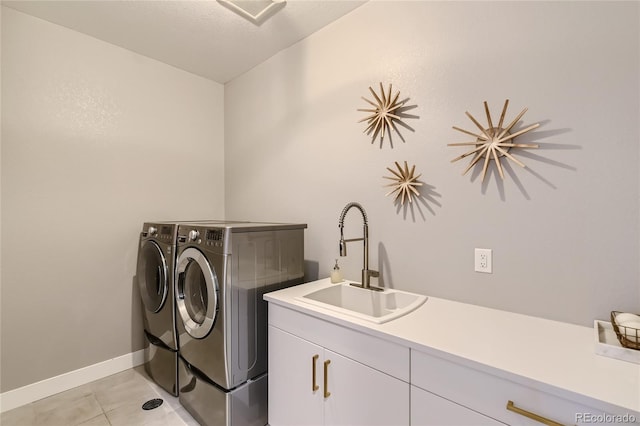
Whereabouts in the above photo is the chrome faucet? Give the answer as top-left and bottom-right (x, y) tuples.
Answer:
(338, 202), (380, 290)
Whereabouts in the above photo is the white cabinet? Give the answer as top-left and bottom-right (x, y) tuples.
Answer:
(267, 305), (409, 426)
(268, 325), (323, 426)
(411, 385), (505, 426)
(265, 280), (639, 426)
(324, 347), (408, 426)
(411, 349), (630, 426)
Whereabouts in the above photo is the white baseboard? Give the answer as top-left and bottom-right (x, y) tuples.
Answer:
(0, 349), (145, 413)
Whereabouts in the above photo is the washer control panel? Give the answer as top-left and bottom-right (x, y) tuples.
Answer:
(142, 223), (176, 242)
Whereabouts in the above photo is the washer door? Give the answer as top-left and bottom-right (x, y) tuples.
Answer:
(137, 240), (168, 313)
(175, 248), (219, 339)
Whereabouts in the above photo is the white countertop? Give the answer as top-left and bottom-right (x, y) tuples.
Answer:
(264, 278), (640, 416)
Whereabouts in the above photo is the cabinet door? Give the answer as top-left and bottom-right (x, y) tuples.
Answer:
(268, 325), (324, 426)
(324, 349), (409, 426)
(411, 385), (505, 426)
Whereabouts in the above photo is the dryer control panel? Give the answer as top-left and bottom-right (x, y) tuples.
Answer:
(206, 229), (224, 242)
(177, 225), (227, 253)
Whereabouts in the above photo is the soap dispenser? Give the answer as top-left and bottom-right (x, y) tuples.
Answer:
(330, 259), (343, 283)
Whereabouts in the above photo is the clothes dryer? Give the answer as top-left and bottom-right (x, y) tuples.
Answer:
(175, 222), (306, 426)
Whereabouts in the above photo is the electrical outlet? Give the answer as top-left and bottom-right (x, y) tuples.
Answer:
(475, 248), (492, 273)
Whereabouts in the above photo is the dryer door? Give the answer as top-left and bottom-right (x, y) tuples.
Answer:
(137, 240), (168, 313)
(175, 248), (219, 339)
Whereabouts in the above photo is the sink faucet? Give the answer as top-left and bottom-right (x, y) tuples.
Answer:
(338, 202), (380, 290)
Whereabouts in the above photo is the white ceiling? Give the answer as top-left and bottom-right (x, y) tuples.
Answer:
(2, 0), (366, 83)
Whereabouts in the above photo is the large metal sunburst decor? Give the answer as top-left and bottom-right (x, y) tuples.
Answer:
(448, 100), (540, 183)
(358, 82), (410, 147)
(383, 161), (423, 205)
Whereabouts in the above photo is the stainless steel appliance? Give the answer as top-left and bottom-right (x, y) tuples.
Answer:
(137, 220), (233, 396)
(137, 221), (183, 396)
(175, 222), (306, 426)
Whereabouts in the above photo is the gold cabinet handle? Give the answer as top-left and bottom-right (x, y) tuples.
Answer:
(506, 400), (565, 426)
(311, 355), (319, 392)
(323, 360), (331, 398)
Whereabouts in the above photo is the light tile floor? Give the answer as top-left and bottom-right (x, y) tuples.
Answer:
(1, 366), (199, 426)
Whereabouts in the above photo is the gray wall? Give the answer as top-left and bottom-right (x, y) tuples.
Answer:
(0, 7), (225, 393)
(225, 1), (640, 326)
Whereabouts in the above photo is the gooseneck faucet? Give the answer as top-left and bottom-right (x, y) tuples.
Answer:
(338, 202), (380, 290)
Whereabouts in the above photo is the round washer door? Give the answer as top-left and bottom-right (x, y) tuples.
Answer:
(175, 247), (219, 339)
(137, 240), (168, 313)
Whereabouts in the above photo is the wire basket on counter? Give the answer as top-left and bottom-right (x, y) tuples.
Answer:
(611, 311), (640, 350)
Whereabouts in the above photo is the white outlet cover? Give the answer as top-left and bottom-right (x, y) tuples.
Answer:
(475, 248), (492, 273)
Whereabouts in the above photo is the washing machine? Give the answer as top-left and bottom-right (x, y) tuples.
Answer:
(137, 220), (233, 396)
(137, 221), (185, 396)
(174, 222), (306, 426)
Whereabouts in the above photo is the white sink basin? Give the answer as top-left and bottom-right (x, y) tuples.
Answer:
(296, 282), (427, 324)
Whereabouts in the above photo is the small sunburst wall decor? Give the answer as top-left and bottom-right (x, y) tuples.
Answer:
(358, 83), (413, 147)
(448, 100), (540, 183)
(383, 161), (423, 205)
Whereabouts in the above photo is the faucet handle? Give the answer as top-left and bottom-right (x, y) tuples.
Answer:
(363, 269), (383, 291)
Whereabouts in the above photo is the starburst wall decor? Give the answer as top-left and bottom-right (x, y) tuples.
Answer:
(448, 100), (540, 183)
(383, 161), (423, 205)
(358, 83), (413, 147)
